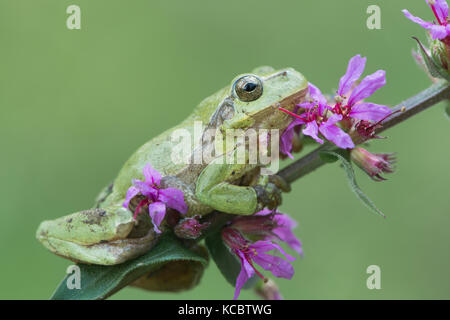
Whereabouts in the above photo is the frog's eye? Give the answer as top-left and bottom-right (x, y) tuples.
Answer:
(232, 75), (263, 102)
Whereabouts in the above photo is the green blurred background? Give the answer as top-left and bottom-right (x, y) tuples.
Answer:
(1, 0), (449, 299)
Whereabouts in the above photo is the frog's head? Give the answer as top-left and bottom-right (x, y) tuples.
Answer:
(218, 66), (308, 131)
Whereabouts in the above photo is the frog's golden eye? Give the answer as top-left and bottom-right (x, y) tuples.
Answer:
(232, 75), (263, 102)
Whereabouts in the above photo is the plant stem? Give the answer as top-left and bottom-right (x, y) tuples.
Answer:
(278, 81), (450, 184)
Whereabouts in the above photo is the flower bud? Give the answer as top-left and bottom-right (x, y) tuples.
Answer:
(174, 216), (210, 239)
(229, 214), (276, 236)
(351, 147), (395, 181)
(254, 278), (283, 300)
(431, 39), (450, 71)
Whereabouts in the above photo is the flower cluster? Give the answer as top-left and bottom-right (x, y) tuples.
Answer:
(123, 164), (188, 233)
(280, 55), (392, 158)
(403, 0), (450, 43)
(222, 209), (302, 300)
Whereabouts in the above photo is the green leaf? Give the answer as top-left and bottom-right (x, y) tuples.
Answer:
(50, 233), (208, 300)
(319, 150), (385, 218)
(319, 151), (339, 163)
(205, 230), (257, 290)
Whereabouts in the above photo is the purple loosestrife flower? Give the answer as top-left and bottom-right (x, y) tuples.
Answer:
(351, 147), (396, 181)
(123, 163), (188, 233)
(280, 55), (392, 156)
(222, 227), (296, 300)
(231, 209), (303, 256)
(403, 0), (450, 42)
(280, 84), (354, 154)
(333, 55), (391, 123)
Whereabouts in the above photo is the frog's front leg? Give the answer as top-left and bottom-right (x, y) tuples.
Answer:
(195, 150), (286, 215)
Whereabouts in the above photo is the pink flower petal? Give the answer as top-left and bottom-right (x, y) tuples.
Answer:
(233, 251), (254, 300)
(273, 227), (303, 256)
(158, 188), (188, 214)
(338, 55), (366, 96)
(251, 240), (295, 261)
(319, 114), (355, 149)
(148, 201), (166, 233)
(123, 186), (139, 208)
(348, 70), (386, 106)
(302, 121), (323, 144)
(133, 179), (157, 198)
(429, 24), (448, 39)
(280, 126), (295, 159)
(296, 101), (314, 110)
(428, 0), (449, 23)
(308, 83), (328, 106)
(253, 253), (295, 279)
(322, 113), (343, 126)
(273, 214), (303, 256)
(254, 209), (273, 216)
(143, 163), (161, 186)
(280, 118), (304, 158)
(402, 9), (435, 30)
(349, 103), (392, 122)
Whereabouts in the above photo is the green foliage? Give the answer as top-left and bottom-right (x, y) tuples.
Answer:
(51, 233), (208, 300)
(319, 150), (385, 218)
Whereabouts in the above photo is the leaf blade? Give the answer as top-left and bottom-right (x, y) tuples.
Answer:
(319, 150), (385, 218)
(50, 233), (208, 300)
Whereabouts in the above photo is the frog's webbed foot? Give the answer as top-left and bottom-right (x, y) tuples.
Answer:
(253, 175), (290, 211)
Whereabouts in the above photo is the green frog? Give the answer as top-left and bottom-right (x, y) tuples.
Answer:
(36, 66), (308, 266)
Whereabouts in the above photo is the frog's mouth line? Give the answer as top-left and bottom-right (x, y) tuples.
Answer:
(263, 70), (288, 80)
(277, 86), (309, 111)
(245, 86), (308, 130)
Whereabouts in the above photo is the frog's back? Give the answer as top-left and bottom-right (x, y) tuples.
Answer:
(111, 85), (230, 200)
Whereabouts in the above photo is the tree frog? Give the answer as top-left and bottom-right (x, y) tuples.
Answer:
(36, 66), (308, 265)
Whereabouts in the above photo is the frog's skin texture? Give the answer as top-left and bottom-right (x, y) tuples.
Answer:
(36, 66), (308, 265)
(36, 207), (158, 265)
